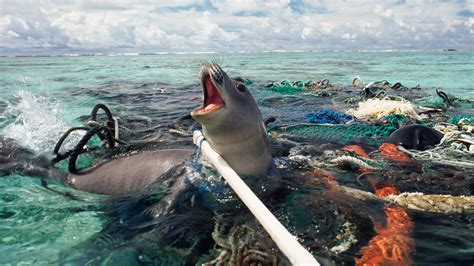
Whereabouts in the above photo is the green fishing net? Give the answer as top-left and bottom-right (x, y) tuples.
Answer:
(413, 97), (445, 109)
(269, 124), (397, 146)
(269, 113), (408, 146)
(448, 115), (473, 125)
(265, 80), (314, 94)
(383, 114), (410, 128)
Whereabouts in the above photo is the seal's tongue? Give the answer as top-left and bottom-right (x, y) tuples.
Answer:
(203, 78), (224, 112)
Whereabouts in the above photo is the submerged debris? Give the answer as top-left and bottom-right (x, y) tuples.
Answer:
(329, 220), (358, 254)
(204, 217), (281, 266)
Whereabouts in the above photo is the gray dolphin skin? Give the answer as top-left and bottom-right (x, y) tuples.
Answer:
(66, 63), (272, 195)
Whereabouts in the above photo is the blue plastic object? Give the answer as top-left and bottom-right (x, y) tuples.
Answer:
(305, 108), (353, 124)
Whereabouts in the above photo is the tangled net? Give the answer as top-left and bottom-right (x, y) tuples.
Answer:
(356, 206), (414, 266)
(347, 98), (420, 122)
(204, 216), (280, 266)
(305, 108), (353, 124)
(269, 123), (397, 146)
(264, 79), (332, 95)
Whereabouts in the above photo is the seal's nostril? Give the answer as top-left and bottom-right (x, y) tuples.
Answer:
(210, 64), (224, 84)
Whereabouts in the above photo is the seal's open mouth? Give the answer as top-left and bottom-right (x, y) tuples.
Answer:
(194, 74), (225, 114)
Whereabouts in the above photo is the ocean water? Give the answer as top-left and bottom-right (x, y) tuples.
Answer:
(0, 51), (473, 265)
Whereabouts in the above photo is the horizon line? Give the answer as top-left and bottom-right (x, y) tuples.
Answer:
(0, 49), (470, 57)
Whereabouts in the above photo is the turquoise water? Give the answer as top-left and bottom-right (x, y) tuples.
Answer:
(0, 52), (473, 265)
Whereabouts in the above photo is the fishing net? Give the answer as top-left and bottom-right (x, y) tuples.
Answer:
(233, 77), (254, 86)
(448, 115), (474, 125)
(265, 80), (307, 94)
(398, 121), (474, 169)
(305, 108), (353, 124)
(269, 123), (397, 146)
(264, 79), (331, 95)
(347, 98), (419, 121)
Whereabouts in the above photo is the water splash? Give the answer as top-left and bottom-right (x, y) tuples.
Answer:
(2, 90), (82, 154)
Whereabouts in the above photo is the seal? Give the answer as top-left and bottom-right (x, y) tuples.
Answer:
(65, 63), (272, 195)
(191, 63), (272, 177)
(389, 124), (444, 151)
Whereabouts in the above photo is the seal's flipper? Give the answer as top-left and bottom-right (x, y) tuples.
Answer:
(0, 136), (67, 180)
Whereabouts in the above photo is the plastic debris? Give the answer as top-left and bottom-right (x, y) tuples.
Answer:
(269, 123), (397, 145)
(347, 98), (420, 122)
(305, 108), (353, 124)
(397, 121), (474, 169)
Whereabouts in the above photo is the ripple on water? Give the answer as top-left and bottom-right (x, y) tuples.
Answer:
(0, 175), (104, 265)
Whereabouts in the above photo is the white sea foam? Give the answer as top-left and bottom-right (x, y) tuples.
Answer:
(3, 90), (83, 155)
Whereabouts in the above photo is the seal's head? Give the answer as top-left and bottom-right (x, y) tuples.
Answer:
(191, 64), (271, 177)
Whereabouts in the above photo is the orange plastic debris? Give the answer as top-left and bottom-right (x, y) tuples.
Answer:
(356, 180), (415, 266)
(356, 206), (414, 266)
(374, 184), (400, 197)
(379, 143), (413, 163)
(343, 145), (370, 158)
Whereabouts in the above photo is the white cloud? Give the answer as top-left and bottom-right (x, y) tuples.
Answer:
(0, 0), (472, 53)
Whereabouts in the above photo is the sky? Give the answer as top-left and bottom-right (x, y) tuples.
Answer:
(0, 0), (472, 54)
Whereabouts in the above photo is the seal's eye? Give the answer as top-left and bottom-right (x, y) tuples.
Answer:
(236, 82), (247, 92)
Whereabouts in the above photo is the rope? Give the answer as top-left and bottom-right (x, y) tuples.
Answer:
(90, 103), (118, 142)
(436, 89), (453, 107)
(305, 79), (329, 90)
(52, 126), (90, 164)
(68, 125), (114, 174)
(90, 103), (114, 122)
(331, 155), (379, 170)
(339, 186), (474, 214)
(395, 122), (473, 169)
(352, 77), (364, 86)
(52, 104), (122, 173)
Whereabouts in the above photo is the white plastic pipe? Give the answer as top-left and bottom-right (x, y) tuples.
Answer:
(193, 130), (319, 266)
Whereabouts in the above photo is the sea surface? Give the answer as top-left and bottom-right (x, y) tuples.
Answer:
(0, 51), (473, 265)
